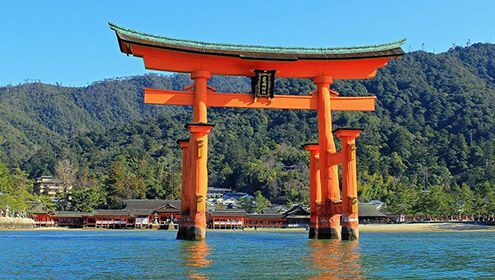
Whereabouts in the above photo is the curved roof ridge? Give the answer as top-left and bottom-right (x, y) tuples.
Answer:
(109, 22), (405, 56)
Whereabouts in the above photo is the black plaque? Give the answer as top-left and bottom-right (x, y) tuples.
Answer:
(251, 70), (276, 99)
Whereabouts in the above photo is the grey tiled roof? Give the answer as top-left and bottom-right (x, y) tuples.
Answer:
(123, 199), (180, 211)
(209, 209), (247, 217)
(247, 213), (284, 219)
(358, 203), (387, 217)
(283, 205), (310, 217)
(92, 209), (131, 217)
(110, 23), (405, 60)
(53, 211), (89, 218)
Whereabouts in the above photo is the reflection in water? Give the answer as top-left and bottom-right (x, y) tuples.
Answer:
(180, 241), (212, 279)
(307, 240), (364, 279)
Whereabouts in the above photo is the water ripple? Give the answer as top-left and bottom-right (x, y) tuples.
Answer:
(0, 230), (494, 279)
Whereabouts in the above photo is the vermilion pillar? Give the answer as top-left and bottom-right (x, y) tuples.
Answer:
(334, 128), (362, 240)
(177, 71), (214, 241)
(192, 71), (209, 123)
(303, 143), (321, 239)
(178, 139), (190, 217)
(313, 75), (341, 239)
(187, 123), (214, 240)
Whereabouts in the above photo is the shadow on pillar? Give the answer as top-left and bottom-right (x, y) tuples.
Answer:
(309, 227), (342, 240)
(311, 202), (342, 240)
(308, 227), (316, 239)
(342, 226), (359, 241)
(177, 224), (206, 241)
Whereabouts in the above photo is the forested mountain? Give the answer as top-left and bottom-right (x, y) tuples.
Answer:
(1, 43), (495, 215)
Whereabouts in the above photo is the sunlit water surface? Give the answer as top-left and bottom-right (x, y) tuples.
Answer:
(1, 230), (494, 279)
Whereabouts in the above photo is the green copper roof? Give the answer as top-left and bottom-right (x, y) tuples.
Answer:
(109, 22), (405, 60)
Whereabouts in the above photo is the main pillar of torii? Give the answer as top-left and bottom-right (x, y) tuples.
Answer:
(313, 76), (341, 239)
(109, 22), (404, 240)
(176, 71), (215, 240)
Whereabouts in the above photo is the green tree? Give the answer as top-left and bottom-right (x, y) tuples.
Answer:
(0, 157), (33, 212)
(387, 181), (420, 215)
(473, 181), (495, 216)
(105, 157), (129, 208)
(71, 187), (102, 212)
(253, 191), (270, 213)
(452, 183), (475, 217)
(415, 185), (453, 218)
(238, 196), (254, 213)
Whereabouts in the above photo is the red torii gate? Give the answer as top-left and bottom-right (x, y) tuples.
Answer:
(110, 23), (404, 241)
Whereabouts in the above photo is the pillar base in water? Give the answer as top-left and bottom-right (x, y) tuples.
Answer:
(341, 226), (359, 240)
(316, 227), (341, 239)
(308, 227), (316, 239)
(177, 224), (205, 241)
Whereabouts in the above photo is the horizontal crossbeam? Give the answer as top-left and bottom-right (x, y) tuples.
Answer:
(144, 88), (376, 111)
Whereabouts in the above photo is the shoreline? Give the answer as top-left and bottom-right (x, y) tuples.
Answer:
(0, 217), (35, 230)
(360, 222), (495, 233)
(1, 222), (494, 233)
(213, 222), (495, 233)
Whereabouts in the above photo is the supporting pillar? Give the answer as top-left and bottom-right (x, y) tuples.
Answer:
(177, 139), (190, 240)
(313, 75), (341, 239)
(177, 70), (213, 241)
(334, 128), (362, 240)
(303, 143), (321, 239)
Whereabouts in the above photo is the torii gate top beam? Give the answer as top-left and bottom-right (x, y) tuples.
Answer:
(109, 23), (405, 79)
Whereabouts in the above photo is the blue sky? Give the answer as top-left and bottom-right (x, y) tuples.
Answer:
(1, 0), (494, 86)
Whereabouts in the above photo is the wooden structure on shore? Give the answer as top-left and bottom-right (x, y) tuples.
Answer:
(30, 199), (181, 229)
(109, 23), (404, 240)
(29, 199), (393, 229)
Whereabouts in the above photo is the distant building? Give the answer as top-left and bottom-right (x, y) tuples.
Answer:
(207, 187), (232, 198)
(283, 205), (310, 228)
(33, 176), (68, 199)
(85, 199), (181, 229)
(358, 202), (389, 224)
(29, 199), (182, 229)
(367, 200), (386, 210)
(28, 199), (392, 229)
(52, 211), (88, 228)
(29, 203), (54, 227)
(207, 208), (286, 229)
(246, 209), (285, 228)
(209, 209), (246, 229)
(223, 192), (253, 200)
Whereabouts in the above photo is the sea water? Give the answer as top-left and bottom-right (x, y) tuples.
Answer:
(0, 230), (494, 279)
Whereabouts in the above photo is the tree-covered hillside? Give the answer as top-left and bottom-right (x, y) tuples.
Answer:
(1, 43), (495, 215)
